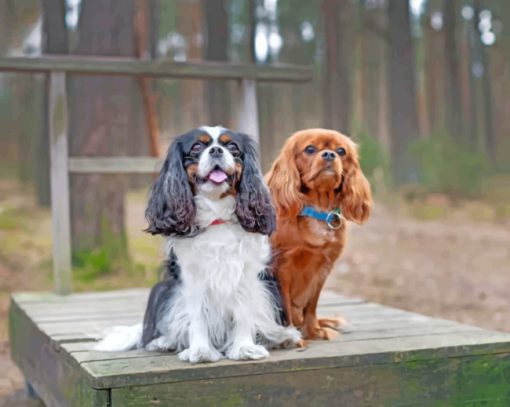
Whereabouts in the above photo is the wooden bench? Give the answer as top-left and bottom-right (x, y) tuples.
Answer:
(10, 289), (510, 406)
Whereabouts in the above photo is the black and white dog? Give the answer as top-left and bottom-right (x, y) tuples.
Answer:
(95, 126), (300, 363)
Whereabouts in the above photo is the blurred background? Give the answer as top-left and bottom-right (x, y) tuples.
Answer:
(0, 0), (509, 402)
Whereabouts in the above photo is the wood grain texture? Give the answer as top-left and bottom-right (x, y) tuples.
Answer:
(68, 157), (162, 174)
(0, 56), (313, 82)
(49, 72), (72, 295)
(9, 299), (109, 406)
(9, 288), (510, 406)
(12, 288), (149, 303)
(110, 353), (510, 406)
(81, 330), (510, 389)
(237, 79), (260, 143)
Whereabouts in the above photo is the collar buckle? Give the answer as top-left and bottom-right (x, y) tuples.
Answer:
(326, 209), (342, 230)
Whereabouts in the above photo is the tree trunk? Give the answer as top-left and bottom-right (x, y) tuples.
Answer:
(134, 0), (160, 158)
(39, 0), (69, 207)
(458, 8), (475, 148)
(352, 0), (367, 133)
(387, 0), (420, 184)
(68, 0), (139, 259)
(129, 0), (159, 188)
(203, 0), (230, 127)
(490, 1), (510, 168)
(423, 0), (446, 134)
(473, 0), (495, 160)
(178, 0), (206, 126)
(0, 1), (13, 55)
(465, 5), (479, 150)
(443, 0), (463, 140)
(322, 0), (352, 133)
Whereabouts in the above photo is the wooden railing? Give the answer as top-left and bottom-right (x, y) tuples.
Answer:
(0, 56), (313, 294)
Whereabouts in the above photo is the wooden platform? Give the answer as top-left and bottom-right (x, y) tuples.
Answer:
(9, 289), (510, 406)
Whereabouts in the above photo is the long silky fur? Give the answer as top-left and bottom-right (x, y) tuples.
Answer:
(141, 251), (180, 347)
(145, 138), (197, 236)
(235, 134), (276, 235)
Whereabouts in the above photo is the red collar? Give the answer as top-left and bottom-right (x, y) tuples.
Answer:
(209, 219), (227, 226)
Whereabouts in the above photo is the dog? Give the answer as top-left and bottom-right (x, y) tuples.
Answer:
(95, 126), (300, 363)
(266, 128), (372, 340)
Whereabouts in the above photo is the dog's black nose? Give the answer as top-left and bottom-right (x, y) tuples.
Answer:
(209, 146), (223, 158)
(321, 151), (336, 162)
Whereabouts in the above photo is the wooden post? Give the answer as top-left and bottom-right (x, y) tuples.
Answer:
(236, 79), (260, 144)
(49, 72), (72, 295)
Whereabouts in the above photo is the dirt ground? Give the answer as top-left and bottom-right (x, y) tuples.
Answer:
(1, 182), (509, 405)
(328, 203), (510, 332)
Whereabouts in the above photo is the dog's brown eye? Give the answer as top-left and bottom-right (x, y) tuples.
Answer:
(305, 145), (317, 154)
(191, 143), (203, 154)
(337, 147), (346, 157)
(227, 142), (239, 154)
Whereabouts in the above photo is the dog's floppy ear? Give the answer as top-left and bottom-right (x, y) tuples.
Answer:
(145, 137), (196, 236)
(265, 136), (303, 218)
(235, 134), (276, 235)
(340, 139), (372, 224)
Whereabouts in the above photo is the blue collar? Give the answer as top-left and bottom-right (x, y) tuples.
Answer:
(299, 206), (343, 229)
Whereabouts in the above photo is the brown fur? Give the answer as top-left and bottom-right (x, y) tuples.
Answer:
(266, 129), (372, 340)
(219, 134), (232, 144)
(198, 134), (212, 143)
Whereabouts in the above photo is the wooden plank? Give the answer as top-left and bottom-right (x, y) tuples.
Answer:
(13, 288), (149, 304)
(110, 353), (510, 406)
(26, 301), (368, 320)
(81, 330), (510, 389)
(30, 310), (145, 324)
(65, 322), (481, 365)
(49, 71), (72, 295)
(68, 157), (162, 174)
(31, 303), (407, 332)
(9, 298), (110, 406)
(13, 288), (354, 305)
(54, 316), (455, 350)
(237, 79), (260, 144)
(0, 56), (313, 82)
(44, 315), (431, 344)
(15, 289), (359, 310)
(24, 300), (145, 314)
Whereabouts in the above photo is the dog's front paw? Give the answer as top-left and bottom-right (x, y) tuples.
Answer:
(318, 316), (347, 331)
(145, 336), (172, 352)
(313, 326), (338, 340)
(227, 344), (269, 361)
(286, 326), (302, 343)
(178, 346), (223, 364)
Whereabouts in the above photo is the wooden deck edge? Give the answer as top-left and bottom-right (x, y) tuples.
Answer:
(83, 339), (510, 390)
(110, 352), (510, 406)
(9, 298), (110, 406)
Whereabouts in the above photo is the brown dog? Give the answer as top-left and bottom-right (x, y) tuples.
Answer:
(266, 129), (372, 340)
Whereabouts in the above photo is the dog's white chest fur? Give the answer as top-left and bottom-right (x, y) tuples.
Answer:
(170, 195), (269, 299)
(172, 223), (269, 299)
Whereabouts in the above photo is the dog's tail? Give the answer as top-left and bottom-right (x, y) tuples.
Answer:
(94, 323), (143, 351)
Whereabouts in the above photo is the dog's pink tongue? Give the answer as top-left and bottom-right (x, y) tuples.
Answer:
(208, 169), (228, 184)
